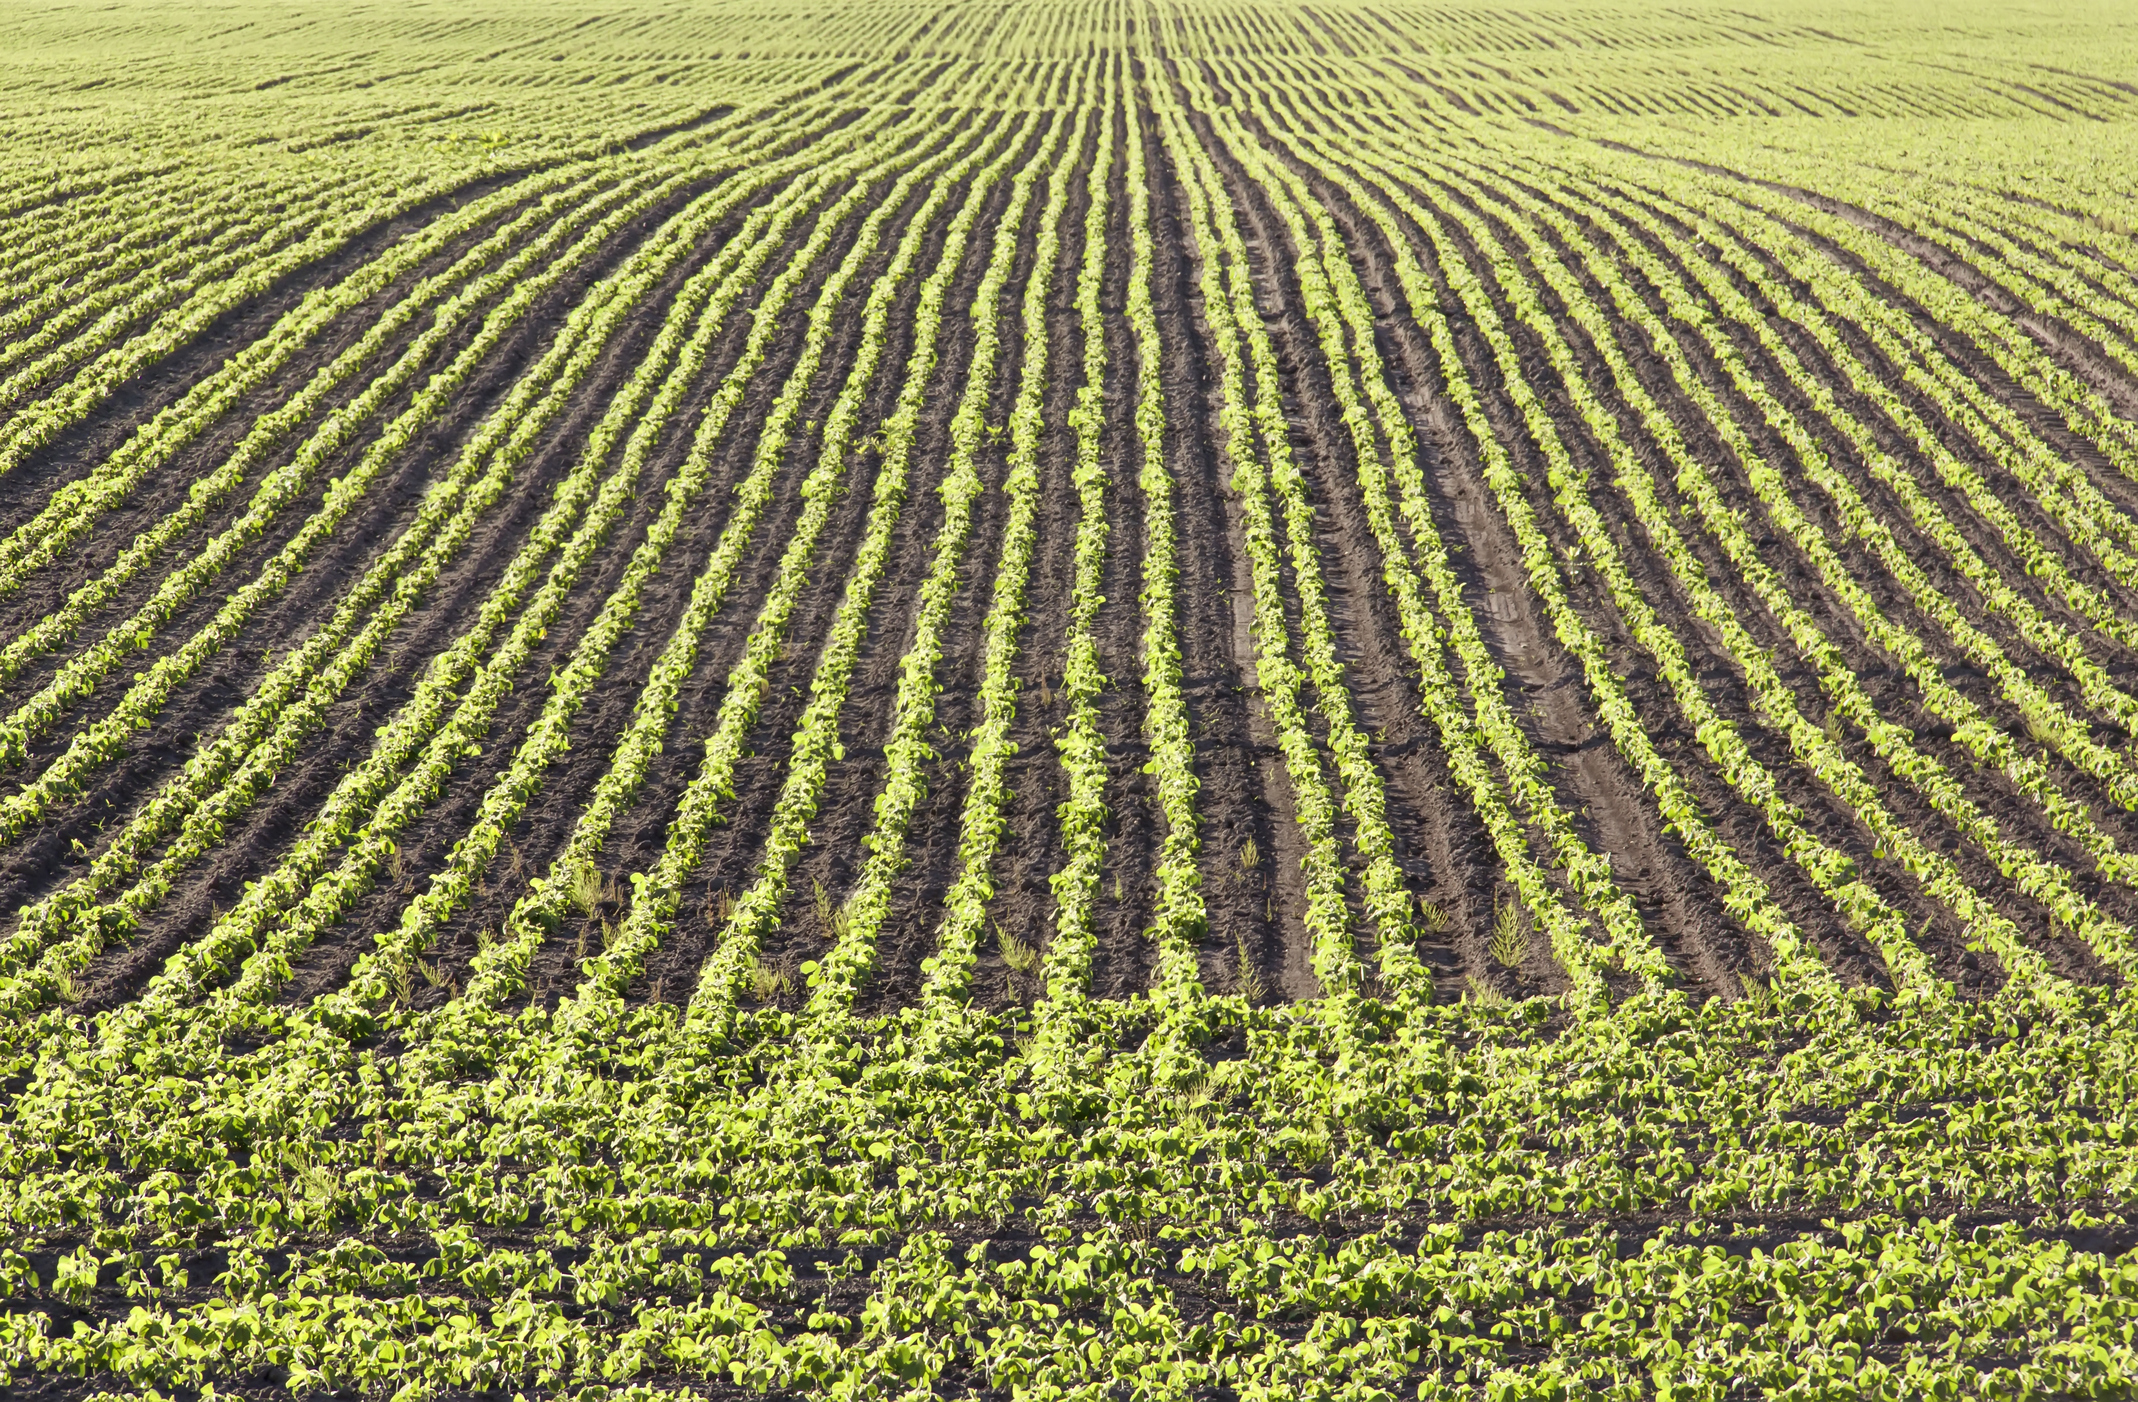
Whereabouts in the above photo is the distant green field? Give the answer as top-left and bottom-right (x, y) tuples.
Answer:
(4, 1), (2138, 1395)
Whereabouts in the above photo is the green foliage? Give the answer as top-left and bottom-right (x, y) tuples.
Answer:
(6, 1), (2138, 1395)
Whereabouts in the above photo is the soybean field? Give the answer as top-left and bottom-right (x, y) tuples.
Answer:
(5, 0), (2138, 1395)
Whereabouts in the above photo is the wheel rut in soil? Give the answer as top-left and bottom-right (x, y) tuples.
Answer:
(1421, 173), (1771, 998)
(1274, 164), (1612, 1000)
(1085, 143), (1161, 1007)
(1169, 96), (1337, 1004)
(1142, 103), (1304, 1010)
(1175, 90), (1502, 1001)
(1208, 114), (1497, 1002)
